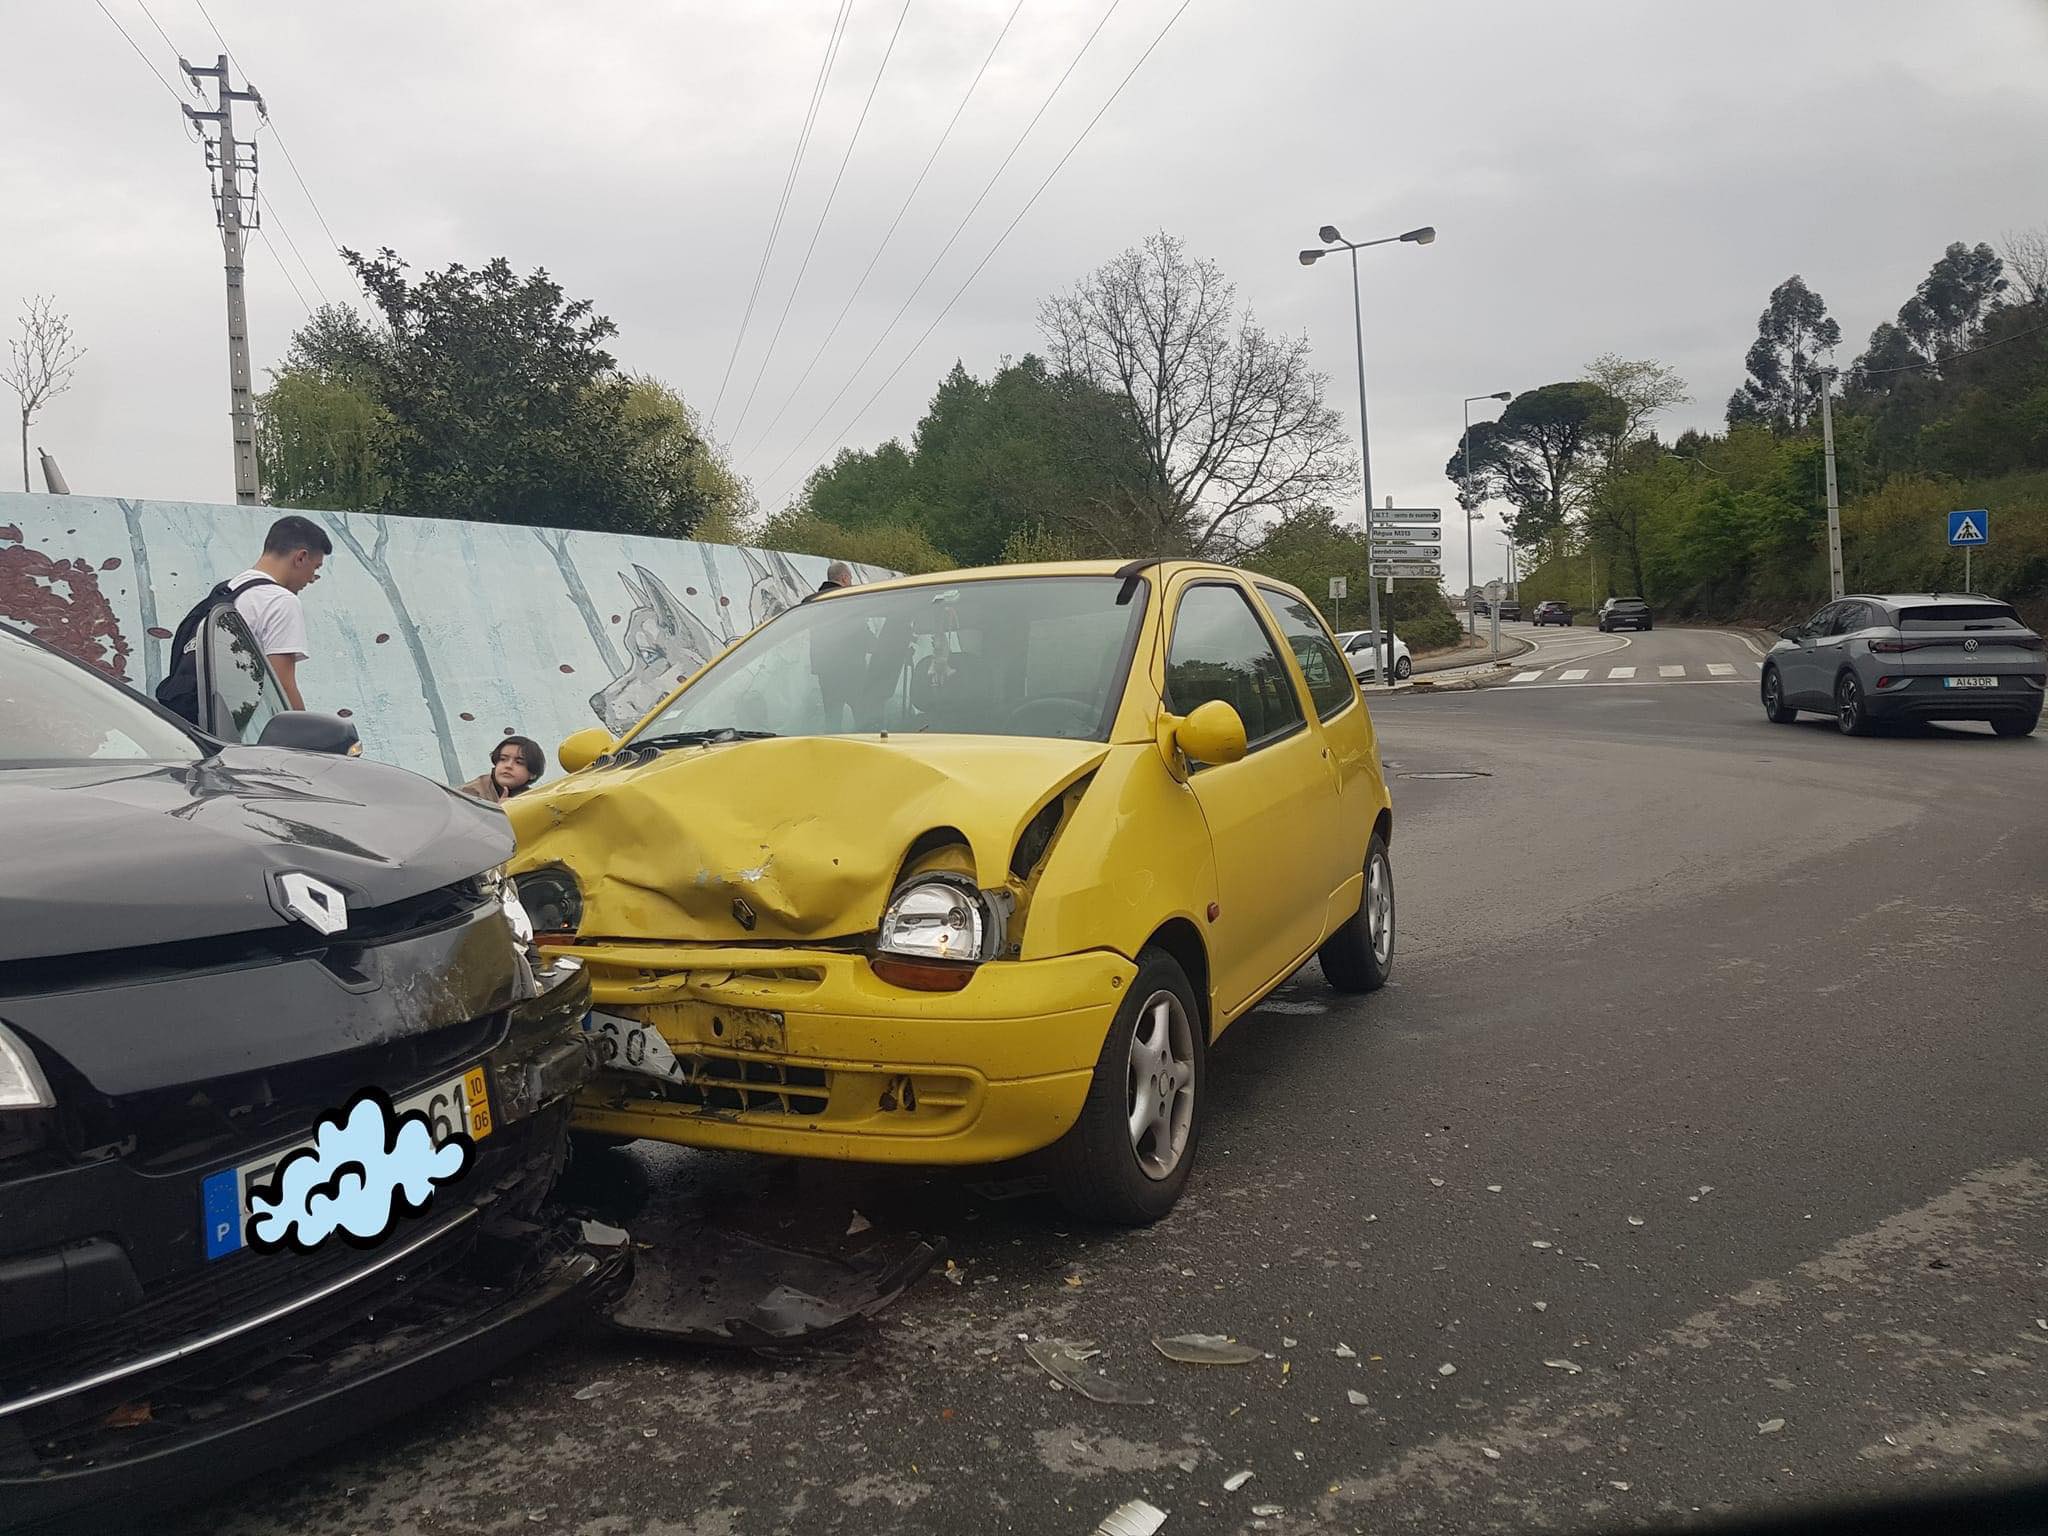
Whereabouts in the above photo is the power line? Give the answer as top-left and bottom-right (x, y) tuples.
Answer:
(737, 0), (1026, 465)
(727, 0), (917, 445)
(259, 189), (330, 305)
(256, 227), (312, 314)
(134, 0), (201, 92)
(1850, 317), (2048, 378)
(754, 0), (1132, 499)
(94, 0), (187, 105)
(765, 0), (1194, 511)
(710, 0), (858, 429)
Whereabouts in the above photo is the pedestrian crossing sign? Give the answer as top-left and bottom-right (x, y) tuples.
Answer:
(1947, 509), (1989, 546)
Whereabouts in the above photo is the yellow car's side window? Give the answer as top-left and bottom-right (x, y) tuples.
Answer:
(1164, 584), (1306, 747)
(1255, 587), (1354, 719)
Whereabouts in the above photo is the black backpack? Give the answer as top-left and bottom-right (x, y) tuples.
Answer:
(155, 575), (278, 725)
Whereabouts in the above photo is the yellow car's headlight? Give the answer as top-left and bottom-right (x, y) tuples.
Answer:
(511, 865), (583, 940)
(875, 875), (1004, 991)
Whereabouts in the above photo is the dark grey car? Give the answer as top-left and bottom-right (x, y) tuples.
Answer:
(1762, 594), (2045, 736)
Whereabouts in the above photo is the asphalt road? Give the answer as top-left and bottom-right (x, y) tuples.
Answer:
(191, 625), (2048, 1536)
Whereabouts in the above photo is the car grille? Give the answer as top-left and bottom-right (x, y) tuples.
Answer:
(663, 1049), (830, 1115)
(58, 1008), (507, 1174)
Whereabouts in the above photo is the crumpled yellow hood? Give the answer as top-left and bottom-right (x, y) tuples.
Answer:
(507, 734), (1109, 943)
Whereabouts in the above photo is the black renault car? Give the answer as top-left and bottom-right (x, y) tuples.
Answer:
(0, 615), (624, 1528)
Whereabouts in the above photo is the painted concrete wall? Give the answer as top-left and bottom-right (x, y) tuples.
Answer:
(0, 493), (891, 784)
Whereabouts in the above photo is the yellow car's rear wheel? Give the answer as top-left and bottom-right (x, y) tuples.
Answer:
(1044, 947), (1204, 1226)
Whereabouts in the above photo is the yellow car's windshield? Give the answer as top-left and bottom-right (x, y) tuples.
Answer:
(622, 574), (1147, 744)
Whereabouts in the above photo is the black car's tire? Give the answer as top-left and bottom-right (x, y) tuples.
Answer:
(1835, 671), (1873, 736)
(1044, 947), (1205, 1226)
(1992, 712), (2039, 738)
(1762, 665), (1797, 723)
(1393, 655), (1413, 680)
(1319, 832), (1395, 995)
(1642, 620), (1653, 631)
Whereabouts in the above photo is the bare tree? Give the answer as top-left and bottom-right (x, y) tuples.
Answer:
(2001, 225), (2048, 307)
(1039, 233), (1353, 556)
(1, 296), (86, 491)
(1585, 354), (1691, 467)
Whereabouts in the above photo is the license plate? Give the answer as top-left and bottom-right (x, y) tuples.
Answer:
(200, 1065), (490, 1261)
(1943, 675), (1998, 689)
(583, 1009), (686, 1084)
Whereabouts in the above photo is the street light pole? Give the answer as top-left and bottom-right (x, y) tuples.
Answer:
(1344, 246), (1383, 672)
(1462, 391), (1510, 634)
(1301, 224), (1434, 684)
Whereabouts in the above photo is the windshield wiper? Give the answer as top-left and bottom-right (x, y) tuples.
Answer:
(627, 727), (779, 753)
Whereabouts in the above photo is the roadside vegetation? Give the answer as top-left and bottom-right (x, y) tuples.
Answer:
(1500, 232), (2047, 627)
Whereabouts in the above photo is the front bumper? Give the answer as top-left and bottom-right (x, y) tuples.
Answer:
(0, 964), (607, 1528)
(562, 943), (1138, 1165)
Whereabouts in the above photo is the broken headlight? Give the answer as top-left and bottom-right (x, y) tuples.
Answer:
(513, 865), (583, 939)
(479, 864), (536, 948)
(875, 875), (1004, 991)
(0, 1021), (55, 1110)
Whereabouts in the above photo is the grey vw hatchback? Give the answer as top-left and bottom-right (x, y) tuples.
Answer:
(1762, 594), (2045, 736)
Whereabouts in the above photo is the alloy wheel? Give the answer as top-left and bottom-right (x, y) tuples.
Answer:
(1367, 850), (1395, 965)
(1126, 990), (1196, 1181)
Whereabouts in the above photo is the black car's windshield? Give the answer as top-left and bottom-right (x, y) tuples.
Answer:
(0, 628), (200, 767)
(621, 575), (1145, 744)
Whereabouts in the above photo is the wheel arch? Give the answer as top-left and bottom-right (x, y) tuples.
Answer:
(1143, 917), (1212, 1038)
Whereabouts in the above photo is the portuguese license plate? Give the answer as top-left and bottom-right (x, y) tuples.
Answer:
(200, 1065), (490, 1261)
(1943, 675), (1997, 689)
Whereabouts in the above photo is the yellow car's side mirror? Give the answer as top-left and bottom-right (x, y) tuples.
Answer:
(557, 726), (615, 775)
(1161, 699), (1247, 777)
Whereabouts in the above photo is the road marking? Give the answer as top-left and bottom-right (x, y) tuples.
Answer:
(1659, 664), (1684, 677)
(1470, 678), (1750, 693)
(1512, 671), (1544, 683)
(1559, 668), (1589, 681)
(1608, 666), (1635, 679)
(1707, 662), (1736, 676)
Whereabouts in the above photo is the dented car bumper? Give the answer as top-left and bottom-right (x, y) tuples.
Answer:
(0, 964), (623, 1532)
(562, 942), (1138, 1164)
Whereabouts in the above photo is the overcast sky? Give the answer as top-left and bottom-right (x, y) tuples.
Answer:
(6, 0), (2046, 585)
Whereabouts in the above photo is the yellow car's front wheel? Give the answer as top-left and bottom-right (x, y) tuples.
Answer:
(1044, 947), (1204, 1225)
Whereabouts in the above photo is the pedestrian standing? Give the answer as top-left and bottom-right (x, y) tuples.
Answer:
(459, 736), (546, 803)
(817, 560), (856, 595)
(155, 514), (329, 722)
(226, 515), (329, 710)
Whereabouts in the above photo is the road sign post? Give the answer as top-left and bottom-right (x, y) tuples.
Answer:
(1948, 509), (1988, 592)
(1329, 574), (1347, 628)
(1485, 578), (1505, 661)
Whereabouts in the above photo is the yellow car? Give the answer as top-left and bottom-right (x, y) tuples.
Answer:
(508, 559), (1394, 1223)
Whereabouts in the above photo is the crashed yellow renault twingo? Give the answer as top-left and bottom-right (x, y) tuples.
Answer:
(508, 560), (1394, 1223)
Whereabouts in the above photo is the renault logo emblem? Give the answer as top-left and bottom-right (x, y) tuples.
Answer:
(276, 872), (349, 935)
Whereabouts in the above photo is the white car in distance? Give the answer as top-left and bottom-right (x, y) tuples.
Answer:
(1334, 628), (1413, 682)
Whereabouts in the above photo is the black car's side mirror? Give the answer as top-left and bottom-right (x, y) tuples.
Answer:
(1779, 626), (1803, 642)
(258, 712), (363, 755)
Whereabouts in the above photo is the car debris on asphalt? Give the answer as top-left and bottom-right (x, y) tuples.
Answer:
(1153, 1333), (1263, 1365)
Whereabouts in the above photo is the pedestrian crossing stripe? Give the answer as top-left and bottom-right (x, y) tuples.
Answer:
(1559, 668), (1589, 681)
(1609, 666), (1635, 678)
(1512, 670), (1544, 683)
(1659, 664), (1684, 677)
(1707, 663), (1735, 675)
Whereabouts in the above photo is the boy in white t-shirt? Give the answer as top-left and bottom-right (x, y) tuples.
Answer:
(228, 515), (330, 709)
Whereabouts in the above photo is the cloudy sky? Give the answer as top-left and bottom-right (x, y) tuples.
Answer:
(6, 0), (2046, 585)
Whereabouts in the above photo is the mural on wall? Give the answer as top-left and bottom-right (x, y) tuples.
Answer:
(0, 493), (892, 781)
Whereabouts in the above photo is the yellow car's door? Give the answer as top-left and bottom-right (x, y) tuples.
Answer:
(1162, 577), (1331, 1019)
(1254, 584), (1379, 926)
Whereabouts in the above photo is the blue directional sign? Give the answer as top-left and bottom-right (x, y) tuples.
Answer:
(1948, 509), (1989, 547)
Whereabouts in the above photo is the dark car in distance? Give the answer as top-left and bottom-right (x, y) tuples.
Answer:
(1762, 593), (2044, 736)
(1531, 600), (1572, 627)
(1496, 598), (1522, 622)
(0, 617), (623, 1527)
(1598, 597), (1653, 632)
